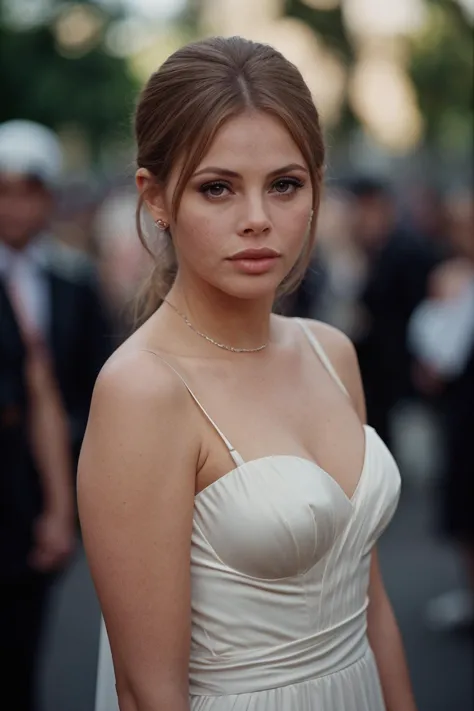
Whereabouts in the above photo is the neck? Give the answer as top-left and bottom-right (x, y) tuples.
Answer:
(166, 276), (275, 352)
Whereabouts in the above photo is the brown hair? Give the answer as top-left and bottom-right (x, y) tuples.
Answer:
(134, 35), (325, 323)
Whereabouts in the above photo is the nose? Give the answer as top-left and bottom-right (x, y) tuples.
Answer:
(237, 197), (271, 237)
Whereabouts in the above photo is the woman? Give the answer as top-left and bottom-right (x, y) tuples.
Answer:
(78, 37), (416, 711)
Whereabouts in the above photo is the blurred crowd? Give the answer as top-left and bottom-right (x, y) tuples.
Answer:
(0, 120), (473, 710)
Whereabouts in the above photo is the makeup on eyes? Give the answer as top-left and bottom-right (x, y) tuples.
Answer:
(198, 175), (306, 199)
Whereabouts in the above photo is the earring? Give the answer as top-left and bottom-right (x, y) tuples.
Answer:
(155, 219), (169, 231)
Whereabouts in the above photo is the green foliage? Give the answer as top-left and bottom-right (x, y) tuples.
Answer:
(0, 2), (139, 156)
(0, 0), (471, 155)
(286, 0), (353, 62)
(408, 0), (473, 148)
(285, 1), (357, 138)
(286, 0), (473, 149)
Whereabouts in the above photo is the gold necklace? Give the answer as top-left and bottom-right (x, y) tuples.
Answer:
(164, 299), (268, 353)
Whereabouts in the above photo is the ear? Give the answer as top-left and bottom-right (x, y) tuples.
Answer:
(135, 168), (170, 225)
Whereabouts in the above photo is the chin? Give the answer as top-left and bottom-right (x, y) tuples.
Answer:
(213, 273), (282, 302)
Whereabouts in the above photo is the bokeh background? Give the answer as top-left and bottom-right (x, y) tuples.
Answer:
(1, 1), (472, 710)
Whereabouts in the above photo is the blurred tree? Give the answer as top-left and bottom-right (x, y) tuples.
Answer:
(409, 0), (473, 149)
(1, 0), (471, 158)
(0, 0), (139, 159)
(286, 0), (353, 63)
(286, 0), (473, 150)
(286, 0), (357, 139)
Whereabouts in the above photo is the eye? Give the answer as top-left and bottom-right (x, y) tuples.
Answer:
(271, 177), (305, 195)
(199, 181), (231, 199)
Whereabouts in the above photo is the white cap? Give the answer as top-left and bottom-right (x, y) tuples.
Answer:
(0, 120), (63, 189)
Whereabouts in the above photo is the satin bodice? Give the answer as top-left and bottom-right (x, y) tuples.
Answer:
(190, 425), (401, 695)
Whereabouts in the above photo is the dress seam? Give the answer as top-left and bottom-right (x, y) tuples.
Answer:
(190, 643), (371, 697)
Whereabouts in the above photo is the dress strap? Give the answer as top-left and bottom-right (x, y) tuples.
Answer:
(139, 349), (245, 467)
(295, 319), (349, 397)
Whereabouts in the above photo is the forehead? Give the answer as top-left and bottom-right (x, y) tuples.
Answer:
(198, 111), (306, 173)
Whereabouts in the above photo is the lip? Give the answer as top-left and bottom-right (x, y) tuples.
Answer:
(227, 248), (281, 276)
(228, 248), (281, 260)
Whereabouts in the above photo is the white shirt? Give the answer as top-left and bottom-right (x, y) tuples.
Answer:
(408, 277), (474, 378)
(0, 237), (50, 337)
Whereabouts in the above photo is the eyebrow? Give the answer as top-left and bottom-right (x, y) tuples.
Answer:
(192, 163), (309, 179)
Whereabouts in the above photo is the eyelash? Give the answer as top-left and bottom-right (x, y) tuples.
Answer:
(199, 177), (305, 199)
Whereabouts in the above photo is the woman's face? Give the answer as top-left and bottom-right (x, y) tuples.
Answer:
(163, 111), (314, 300)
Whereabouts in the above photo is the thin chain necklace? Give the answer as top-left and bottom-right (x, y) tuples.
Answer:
(164, 299), (268, 353)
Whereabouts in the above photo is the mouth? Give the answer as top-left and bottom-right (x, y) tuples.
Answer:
(227, 248), (281, 275)
(228, 248), (281, 261)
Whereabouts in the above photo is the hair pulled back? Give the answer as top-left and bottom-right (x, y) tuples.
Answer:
(134, 35), (325, 323)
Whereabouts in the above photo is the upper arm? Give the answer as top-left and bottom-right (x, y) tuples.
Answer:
(77, 352), (199, 703)
(367, 547), (390, 610)
(367, 548), (396, 645)
(304, 320), (367, 424)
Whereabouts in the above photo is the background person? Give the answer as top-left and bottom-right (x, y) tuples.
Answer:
(0, 119), (111, 710)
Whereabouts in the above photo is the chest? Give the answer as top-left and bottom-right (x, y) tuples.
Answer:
(185, 351), (365, 500)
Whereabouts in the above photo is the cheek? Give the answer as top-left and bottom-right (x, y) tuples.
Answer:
(275, 201), (313, 248)
(174, 202), (228, 265)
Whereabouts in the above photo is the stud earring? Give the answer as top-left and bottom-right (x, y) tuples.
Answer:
(155, 219), (169, 231)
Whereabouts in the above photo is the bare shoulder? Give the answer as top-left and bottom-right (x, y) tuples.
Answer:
(78, 345), (201, 502)
(93, 345), (192, 419)
(299, 318), (366, 421)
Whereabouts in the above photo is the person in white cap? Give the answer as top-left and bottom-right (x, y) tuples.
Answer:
(0, 120), (111, 711)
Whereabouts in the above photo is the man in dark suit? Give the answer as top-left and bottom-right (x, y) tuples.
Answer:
(0, 120), (112, 710)
(345, 176), (443, 448)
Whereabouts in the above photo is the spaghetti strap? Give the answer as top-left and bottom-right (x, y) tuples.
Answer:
(295, 319), (349, 397)
(140, 349), (245, 467)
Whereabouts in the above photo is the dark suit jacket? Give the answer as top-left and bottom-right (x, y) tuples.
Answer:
(354, 227), (442, 437)
(0, 248), (113, 579)
(441, 339), (474, 540)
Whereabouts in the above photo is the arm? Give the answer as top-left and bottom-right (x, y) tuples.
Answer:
(77, 351), (200, 711)
(26, 349), (75, 571)
(367, 549), (418, 711)
(307, 320), (418, 711)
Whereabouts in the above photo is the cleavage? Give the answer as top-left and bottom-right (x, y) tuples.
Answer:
(195, 407), (366, 501)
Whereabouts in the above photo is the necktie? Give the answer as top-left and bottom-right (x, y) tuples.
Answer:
(6, 255), (49, 361)
(6, 255), (63, 428)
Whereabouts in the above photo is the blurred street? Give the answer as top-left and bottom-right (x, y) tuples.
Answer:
(1, 2), (472, 710)
(41, 470), (473, 711)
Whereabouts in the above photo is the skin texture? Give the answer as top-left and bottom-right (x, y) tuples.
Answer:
(78, 110), (416, 711)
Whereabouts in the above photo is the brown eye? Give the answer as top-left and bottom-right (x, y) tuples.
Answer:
(272, 178), (304, 194)
(200, 181), (230, 198)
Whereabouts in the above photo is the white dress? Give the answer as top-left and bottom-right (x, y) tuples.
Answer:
(95, 320), (401, 711)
